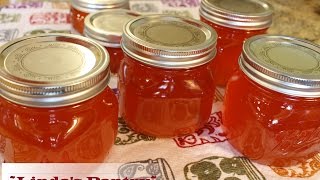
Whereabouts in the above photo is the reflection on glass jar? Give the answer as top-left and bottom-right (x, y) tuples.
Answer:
(119, 15), (217, 137)
(224, 35), (320, 166)
(70, 0), (129, 34)
(199, 0), (273, 87)
(0, 34), (118, 162)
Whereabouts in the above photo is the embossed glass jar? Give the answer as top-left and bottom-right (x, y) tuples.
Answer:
(119, 15), (217, 137)
(224, 35), (320, 166)
(84, 9), (140, 74)
(200, 0), (273, 86)
(71, 0), (129, 34)
(0, 34), (118, 162)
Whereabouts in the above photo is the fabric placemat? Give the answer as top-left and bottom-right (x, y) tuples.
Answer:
(0, 1), (319, 179)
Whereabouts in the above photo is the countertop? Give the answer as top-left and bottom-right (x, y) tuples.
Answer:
(0, 0), (319, 44)
(267, 0), (320, 44)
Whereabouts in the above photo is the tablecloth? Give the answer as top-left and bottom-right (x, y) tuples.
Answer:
(0, 1), (319, 179)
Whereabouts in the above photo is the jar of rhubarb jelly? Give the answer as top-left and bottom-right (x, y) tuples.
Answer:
(119, 15), (217, 137)
(224, 35), (320, 166)
(0, 34), (118, 162)
(71, 0), (129, 34)
(200, 0), (273, 86)
(84, 9), (140, 74)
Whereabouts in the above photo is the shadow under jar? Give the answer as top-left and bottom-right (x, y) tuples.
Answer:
(119, 15), (218, 137)
(0, 34), (118, 162)
(223, 35), (320, 167)
(70, 0), (129, 34)
(200, 0), (273, 87)
(84, 9), (140, 75)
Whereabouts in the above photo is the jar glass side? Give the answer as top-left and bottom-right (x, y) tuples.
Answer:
(223, 70), (320, 166)
(106, 47), (124, 75)
(0, 87), (118, 163)
(200, 16), (268, 87)
(118, 54), (216, 137)
(71, 6), (89, 34)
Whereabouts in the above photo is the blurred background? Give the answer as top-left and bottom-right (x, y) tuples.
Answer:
(0, 0), (319, 44)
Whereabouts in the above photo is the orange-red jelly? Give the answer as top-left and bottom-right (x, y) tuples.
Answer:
(199, 0), (273, 86)
(71, 0), (129, 34)
(70, 6), (88, 34)
(107, 47), (125, 74)
(0, 34), (118, 162)
(200, 18), (268, 86)
(119, 15), (218, 137)
(0, 88), (118, 162)
(119, 55), (216, 137)
(223, 35), (320, 166)
(84, 9), (140, 74)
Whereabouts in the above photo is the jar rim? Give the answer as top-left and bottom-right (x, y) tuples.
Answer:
(0, 33), (111, 107)
(200, 0), (273, 30)
(121, 15), (217, 69)
(240, 35), (320, 97)
(71, 0), (129, 13)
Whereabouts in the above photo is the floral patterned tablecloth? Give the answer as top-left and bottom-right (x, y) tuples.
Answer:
(0, 1), (319, 180)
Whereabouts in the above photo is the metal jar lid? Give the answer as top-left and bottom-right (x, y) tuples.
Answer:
(71, 0), (129, 13)
(121, 15), (218, 69)
(84, 9), (140, 48)
(200, 0), (273, 30)
(240, 35), (320, 97)
(0, 34), (111, 107)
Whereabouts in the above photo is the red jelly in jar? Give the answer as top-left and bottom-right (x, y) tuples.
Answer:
(0, 34), (118, 162)
(224, 35), (320, 166)
(119, 15), (218, 137)
(71, 0), (129, 34)
(200, 0), (273, 86)
(84, 9), (140, 74)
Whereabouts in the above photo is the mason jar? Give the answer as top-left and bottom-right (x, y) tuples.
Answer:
(119, 15), (217, 137)
(224, 35), (320, 166)
(200, 0), (273, 86)
(84, 9), (140, 74)
(70, 0), (129, 34)
(0, 34), (118, 162)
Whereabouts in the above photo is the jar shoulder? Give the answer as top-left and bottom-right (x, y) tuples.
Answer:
(119, 58), (216, 96)
(0, 87), (118, 145)
(225, 71), (320, 126)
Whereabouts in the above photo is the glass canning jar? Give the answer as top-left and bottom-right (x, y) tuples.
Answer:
(119, 15), (218, 137)
(84, 9), (140, 74)
(224, 35), (320, 166)
(70, 0), (129, 34)
(0, 34), (118, 162)
(200, 0), (273, 87)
